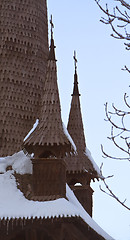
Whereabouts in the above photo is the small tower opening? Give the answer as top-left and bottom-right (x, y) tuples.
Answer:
(39, 151), (56, 158)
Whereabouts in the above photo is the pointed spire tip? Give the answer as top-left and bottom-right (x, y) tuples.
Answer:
(48, 14), (56, 61)
(50, 14), (54, 40)
(72, 51), (80, 96)
(73, 50), (78, 73)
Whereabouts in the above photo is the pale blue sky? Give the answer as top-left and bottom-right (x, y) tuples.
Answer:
(48, 1), (130, 240)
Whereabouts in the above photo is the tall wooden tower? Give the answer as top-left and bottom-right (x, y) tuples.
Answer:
(0, 0), (48, 156)
(66, 52), (100, 216)
(24, 22), (74, 201)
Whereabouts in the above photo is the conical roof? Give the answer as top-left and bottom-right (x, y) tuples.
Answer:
(66, 54), (100, 177)
(24, 33), (74, 158)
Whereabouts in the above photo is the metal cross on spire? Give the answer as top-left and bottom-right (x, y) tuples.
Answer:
(50, 14), (54, 39)
(73, 50), (78, 72)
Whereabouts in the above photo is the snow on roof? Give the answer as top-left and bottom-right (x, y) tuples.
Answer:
(0, 171), (79, 220)
(0, 151), (32, 175)
(0, 170), (113, 240)
(62, 122), (77, 152)
(66, 185), (114, 240)
(24, 119), (39, 142)
(84, 147), (103, 178)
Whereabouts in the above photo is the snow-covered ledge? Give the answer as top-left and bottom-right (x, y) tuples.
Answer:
(0, 170), (114, 240)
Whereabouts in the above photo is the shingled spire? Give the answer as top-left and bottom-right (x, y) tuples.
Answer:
(66, 52), (100, 216)
(67, 52), (86, 155)
(66, 51), (99, 174)
(23, 17), (75, 201)
(24, 16), (74, 159)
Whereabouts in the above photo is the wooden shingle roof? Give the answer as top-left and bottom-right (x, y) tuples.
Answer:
(24, 37), (74, 158)
(66, 58), (99, 177)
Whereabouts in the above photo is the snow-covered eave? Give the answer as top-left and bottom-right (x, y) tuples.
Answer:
(0, 153), (112, 240)
(84, 147), (104, 179)
(62, 122), (77, 153)
(0, 215), (109, 240)
(24, 119), (39, 142)
(0, 214), (79, 222)
(84, 169), (99, 180)
(0, 172), (114, 240)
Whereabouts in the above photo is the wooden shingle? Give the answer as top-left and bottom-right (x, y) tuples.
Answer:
(24, 37), (74, 158)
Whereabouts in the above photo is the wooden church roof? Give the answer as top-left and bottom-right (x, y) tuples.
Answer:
(0, 160), (113, 240)
(24, 30), (74, 158)
(66, 53), (100, 177)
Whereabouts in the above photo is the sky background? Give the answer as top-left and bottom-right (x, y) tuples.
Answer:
(47, 1), (130, 240)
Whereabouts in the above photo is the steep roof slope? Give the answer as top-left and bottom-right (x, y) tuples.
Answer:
(66, 54), (101, 177)
(24, 36), (74, 158)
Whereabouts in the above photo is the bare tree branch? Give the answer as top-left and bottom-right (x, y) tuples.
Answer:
(95, 0), (130, 71)
(115, 0), (130, 10)
(105, 102), (130, 131)
(122, 65), (130, 73)
(101, 144), (130, 160)
(124, 93), (130, 107)
(100, 180), (130, 210)
(95, 0), (130, 210)
(102, 94), (130, 161)
(100, 164), (130, 210)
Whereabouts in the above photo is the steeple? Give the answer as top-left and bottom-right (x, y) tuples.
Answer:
(24, 16), (74, 159)
(67, 51), (86, 156)
(66, 52), (99, 174)
(66, 53), (100, 216)
(23, 16), (75, 201)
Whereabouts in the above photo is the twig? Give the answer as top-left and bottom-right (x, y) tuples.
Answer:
(100, 164), (130, 210)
